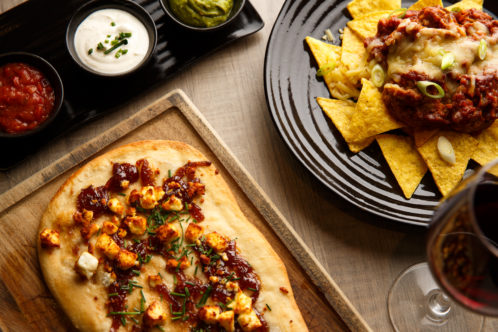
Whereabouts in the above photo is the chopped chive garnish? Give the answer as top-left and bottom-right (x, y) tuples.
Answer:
(185, 287), (190, 298)
(248, 287), (258, 292)
(107, 34), (111, 37)
(121, 49), (128, 55)
(266, 303), (272, 311)
(115, 52), (121, 59)
(120, 32), (132, 39)
(182, 315), (189, 321)
(88, 48), (93, 55)
(185, 281), (196, 286)
(104, 39), (128, 54)
(171, 316), (182, 321)
(172, 311), (183, 316)
(111, 22), (116, 26)
(197, 286), (212, 307)
(108, 293), (119, 297)
(121, 316), (126, 326)
(108, 311), (142, 315)
(171, 292), (186, 297)
(105, 40), (109, 43)
(140, 290), (146, 312)
(168, 170), (172, 178)
(131, 317), (139, 324)
(194, 265), (198, 276)
(118, 192), (126, 196)
(97, 42), (105, 50)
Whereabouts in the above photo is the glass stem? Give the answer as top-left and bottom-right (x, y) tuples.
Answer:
(427, 290), (451, 323)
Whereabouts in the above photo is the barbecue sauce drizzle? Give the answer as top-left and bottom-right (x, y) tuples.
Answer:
(75, 160), (268, 331)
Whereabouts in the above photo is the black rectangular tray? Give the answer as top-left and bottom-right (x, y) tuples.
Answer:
(0, 0), (263, 169)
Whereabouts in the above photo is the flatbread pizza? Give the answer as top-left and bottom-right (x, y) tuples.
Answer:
(38, 140), (307, 332)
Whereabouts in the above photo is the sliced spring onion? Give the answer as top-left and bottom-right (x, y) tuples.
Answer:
(478, 39), (487, 61)
(441, 52), (455, 70)
(316, 61), (336, 77)
(88, 48), (93, 55)
(416, 81), (445, 99)
(371, 64), (385, 87)
(388, 8), (407, 19)
(437, 136), (456, 165)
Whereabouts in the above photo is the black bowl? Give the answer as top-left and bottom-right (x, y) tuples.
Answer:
(66, 0), (157, 78)
(159, 0), (246, 32)
(0, 52), (64, 139)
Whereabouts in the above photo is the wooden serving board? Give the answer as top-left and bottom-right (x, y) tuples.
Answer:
(0, 90), (371, 332)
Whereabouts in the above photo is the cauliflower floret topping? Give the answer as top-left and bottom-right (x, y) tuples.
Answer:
(39, 228), (60, 248)
(139, 186), (165, 209)
(143, 301), (167, 327)
(75, 252), (99, 279)
(205, 232), (228, 253)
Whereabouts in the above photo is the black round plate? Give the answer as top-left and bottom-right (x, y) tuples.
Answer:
(264, 0), (498, 227)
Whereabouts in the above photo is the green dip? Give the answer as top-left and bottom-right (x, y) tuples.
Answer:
(168, 0), (234, 28)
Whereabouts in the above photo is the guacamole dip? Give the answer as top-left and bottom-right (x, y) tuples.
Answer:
(169, 0), (234, 28)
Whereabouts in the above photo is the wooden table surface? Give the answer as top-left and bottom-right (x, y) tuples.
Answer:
(1, 0), (497, 331)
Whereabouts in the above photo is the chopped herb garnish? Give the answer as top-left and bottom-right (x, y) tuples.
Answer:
(131, 317), (139, 324)
(197, 286), (212, 307)
(266, 303), (272, 311)
(185, 287), (190, 298)
(132, 269), (140, 276)
(107, 34), (111, 37)
(118, 192), (126, 196)
(88, 48), (93, 55)
(111, 22), (116, 26)
(168, 169), (172, 178)
(140, 290), (146, 312)
(104, 39), (128, 55)
(121, 316), (126, 326)
(171, 292), (186, 297)
(182, 315), (189, 321)
(115, 52), (121, 59)
(119, 32), (132, 39)
(97, 42), (105, 50)
(248, 287), (258, 292)
(108, 311), (142, 315)
(194, 265), (198, 276)
(185, 281), (196, 286)
(108, 293), (119, 297)
(171, 316), (182, 321)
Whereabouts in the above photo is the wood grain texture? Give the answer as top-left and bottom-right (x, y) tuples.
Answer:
(1, 0), (497, 331)
(0, 91), (357, 331)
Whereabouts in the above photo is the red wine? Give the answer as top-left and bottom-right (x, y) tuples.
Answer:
(427, 181), (498, 316)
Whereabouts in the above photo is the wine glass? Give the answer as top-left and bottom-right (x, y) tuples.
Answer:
(388, 159), (498, 331)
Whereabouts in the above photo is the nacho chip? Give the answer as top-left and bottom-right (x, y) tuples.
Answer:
(409, 0), (443, 11)
(472, 121), (498, 177)
(348, 79), (403, 142)
(305, 36), (341, 69)
(446, 0), (483, 12)
(347, 11), (391, 40)
(341, 27), (366, 72)
(417, 131), (478, 196)
(414, 128), (438, 147)
(347, 0), (401, 19)
(376, 134), (427, 199)
(317, 97), (374, 152)
(306, 37), (361, 100)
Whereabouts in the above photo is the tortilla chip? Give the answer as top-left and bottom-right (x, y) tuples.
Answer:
(414, 128), (438, 147)
(409, 0), (443, 10)
(305, 36), (341, 69)
(347, 0), (401, 19)
(341, 27), (366, 72)
(472, 122), (498, 177)
(417, 131), (479, 196)
(347, 11), (391, 40)
(376, 134), (427, 199)
(348, 79), (403, 142)
(317, 97), (374, 152)
(446, 0), (483, 12)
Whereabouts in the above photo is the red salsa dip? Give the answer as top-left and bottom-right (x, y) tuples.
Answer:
(0, 62), (55, 134)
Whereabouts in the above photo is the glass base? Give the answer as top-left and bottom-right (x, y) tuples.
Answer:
(388, 262), (484, 332)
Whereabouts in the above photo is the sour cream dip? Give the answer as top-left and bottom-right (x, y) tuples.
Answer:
(74, 8), (149, 75)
